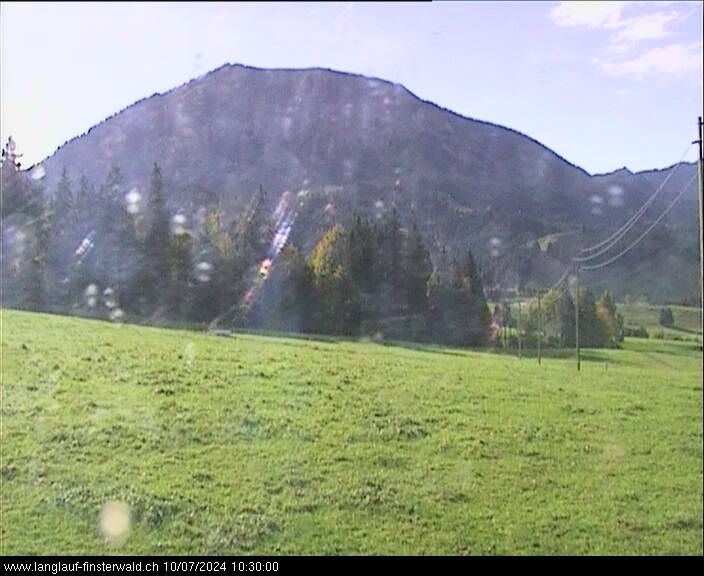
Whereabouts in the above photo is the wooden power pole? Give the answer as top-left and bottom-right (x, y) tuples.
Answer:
(575, 265), (581, 372)
(537, 291), (542, 366)
(518, 299), (522, 359)
(695, 116), (704, 341)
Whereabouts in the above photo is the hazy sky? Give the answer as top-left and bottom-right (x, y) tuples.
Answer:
(1, 1), (702, 173)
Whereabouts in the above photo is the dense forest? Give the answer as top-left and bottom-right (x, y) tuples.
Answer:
(1, 136), (624, 349)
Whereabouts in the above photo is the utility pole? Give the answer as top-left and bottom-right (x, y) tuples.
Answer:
(575, 264), (581, 372)
(518, 299), (522, 359)
(501, 301), (505, 349)
(694, 116), (704, 342)
(537, 291), (542, 366)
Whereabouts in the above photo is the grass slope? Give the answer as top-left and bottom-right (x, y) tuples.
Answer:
(619, 303), (702, 341)
(1, 309), (702, 555)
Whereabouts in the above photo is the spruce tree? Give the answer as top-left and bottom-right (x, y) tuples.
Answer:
(168, 230), (193, 318)
(375, 209), (404, 311)
(461, 249), (491, 345)
(143, 163), (171, 309)
(47, 168), (75, 302)
(403, 223), (432, 314)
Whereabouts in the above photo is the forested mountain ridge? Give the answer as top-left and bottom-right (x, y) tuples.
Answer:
(23, 63), (704, 303)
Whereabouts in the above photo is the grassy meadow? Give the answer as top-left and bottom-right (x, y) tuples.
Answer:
(1, 308), (702, 555)
(619, 303), (702, 342)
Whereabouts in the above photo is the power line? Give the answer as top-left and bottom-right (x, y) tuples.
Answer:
(575, 142), (692, 261)
(545, 265), (572, 293)
(581, 173), (697, 271)
(538, 137), (696, 371)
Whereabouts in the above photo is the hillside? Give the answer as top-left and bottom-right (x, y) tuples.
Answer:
(1, 309), (702, 554)
(35, 64), (701, 303)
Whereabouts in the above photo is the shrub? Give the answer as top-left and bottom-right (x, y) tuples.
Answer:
(659, 307), (674, 328)
(623, 325), (648, 338)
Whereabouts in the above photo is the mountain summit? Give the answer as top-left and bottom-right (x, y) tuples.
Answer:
(39, 64), (700, 303)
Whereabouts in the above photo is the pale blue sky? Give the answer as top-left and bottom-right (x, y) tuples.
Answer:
(1, 1), (702, 173)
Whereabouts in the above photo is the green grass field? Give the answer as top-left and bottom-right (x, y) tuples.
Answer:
(619, 303), (702, 342)
(489, 301), (702, 344)
(1, 309), (702, 555)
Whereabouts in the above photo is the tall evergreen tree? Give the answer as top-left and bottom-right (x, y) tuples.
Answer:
(461, 249), (491, 345)
(52, 168), (75, 215)
(46, 168), (76, 303)
(544, 285), (575, 347)
(597, 290), (623, 346)
(168, 230), (194, 318)
(375, 209), (404, 309)
(0, 137), (30, 218)
(572, 287), (606, 348)
(143, 163), (171, 310)
(94, 165), (124, 288)
(21, 180), (50, 309)
(403, 223), (432, 314)
(347, 214), (377, 292)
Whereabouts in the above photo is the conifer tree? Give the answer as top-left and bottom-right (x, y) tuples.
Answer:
(143, 163), (171, 309)
(168, 230), (193, 317)
(403, 223), (432, 314)
(460, 249), (491, 345)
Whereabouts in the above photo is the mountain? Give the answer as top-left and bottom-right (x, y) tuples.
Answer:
(37, 63), (700, 304)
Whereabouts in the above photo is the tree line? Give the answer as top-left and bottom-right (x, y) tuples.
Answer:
(493, 287), (624, 350)
(1, 136), (624, 349)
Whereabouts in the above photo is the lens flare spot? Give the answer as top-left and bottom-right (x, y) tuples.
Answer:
(171, 214), (188, 235)
(195, 261), (213, 283)
(183, 342), (195, 366)
(99, 501), (131, 545)
(109, 308), (125, 322)
(125, 189), (142, 214)
(607, 185), (624, 207)
(259, 258), (272, 279)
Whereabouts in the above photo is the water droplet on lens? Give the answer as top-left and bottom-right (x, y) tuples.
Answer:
(109, 309), (124, 322)
(99, 501), (131, 546)
(195, 261), (212, 283)
(171, 214), (188, 235)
